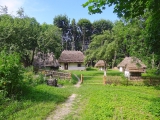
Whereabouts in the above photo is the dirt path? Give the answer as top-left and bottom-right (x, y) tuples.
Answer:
(46, 74), (81, 120)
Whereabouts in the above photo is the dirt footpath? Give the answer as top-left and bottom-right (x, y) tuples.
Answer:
(46, 74), (81, 120)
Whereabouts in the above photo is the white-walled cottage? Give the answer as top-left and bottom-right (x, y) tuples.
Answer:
(95, 60), (105, 71)
(117, 57), (147, 79)
(58, 50), (85, 70)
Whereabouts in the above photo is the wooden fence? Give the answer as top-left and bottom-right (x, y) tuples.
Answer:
(43, 70), (71, 80)
(80, 74), (104, 84)
(81, 74), (160, 86)
(80, 74), (122, 85)
(127, 78), (160, 86)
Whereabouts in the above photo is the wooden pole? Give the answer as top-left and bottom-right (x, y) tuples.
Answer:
(103, 75), (106, 84)
(81, 74), (83, 83)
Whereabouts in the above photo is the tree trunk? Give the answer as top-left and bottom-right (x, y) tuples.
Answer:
(22, 55), (31, 67)
(82, 27), (85, 51)
(151, 53), (155, 69)
(104, 60), (107, 76)
(31, 48), (35, 65)
(112, 51), (117, 69)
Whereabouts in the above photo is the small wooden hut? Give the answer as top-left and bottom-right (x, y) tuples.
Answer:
(117, 57), (146, 79)
(58, 50), (85, 70)
(95, 60), (105, 71)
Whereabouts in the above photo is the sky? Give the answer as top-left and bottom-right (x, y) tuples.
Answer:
(0, 0), (119, 24)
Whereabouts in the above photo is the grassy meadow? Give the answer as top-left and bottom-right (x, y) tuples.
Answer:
(0, 69), (160, 120)
(65, 85), (160, 120)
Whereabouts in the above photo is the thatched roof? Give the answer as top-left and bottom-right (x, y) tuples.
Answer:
(117, 57), (146, 72)
(95, 60), (105, 67)
(58, 50), (84, 63)
(33, 52), (59, 68)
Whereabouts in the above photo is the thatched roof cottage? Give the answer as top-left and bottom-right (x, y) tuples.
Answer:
(58, 50), (85, 70)
(33, 52), (59, 70)
(117, 57), (146, 79)
(95, 60), (105, 70)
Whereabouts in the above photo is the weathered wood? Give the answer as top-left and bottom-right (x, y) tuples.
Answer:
(81, 74), (83, 83)
(45, 70), (71, 80)
(103, 76), (106, 84)
(46, 79), (58, 86)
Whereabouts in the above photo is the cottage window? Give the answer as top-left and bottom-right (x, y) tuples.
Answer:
(77, 63), (81, 67)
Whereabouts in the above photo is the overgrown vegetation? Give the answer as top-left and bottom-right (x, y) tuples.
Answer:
(0, 67), (77, 119)
(0, 51), (24, 100)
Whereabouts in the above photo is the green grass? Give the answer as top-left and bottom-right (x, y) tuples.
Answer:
(65, 85), (160, 120)
(72, 69), (123, 84)
(0, 84), (74, 120)
(64, 70), (160, 120)
(1, 69), (160, 120)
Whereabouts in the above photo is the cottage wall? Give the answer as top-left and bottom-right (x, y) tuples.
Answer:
(59, 63), (85, 70)
(119, 67), (123, 72)
(125, 70), (130, 78)
(97, 67), (104, 71)
(68, 63), (85, 70)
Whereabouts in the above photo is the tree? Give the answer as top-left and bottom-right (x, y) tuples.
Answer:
(85, 30), (116, 75)
(38, 23), (62, 58)
(16, 7), (26, 18)
(92, 19), (113, 34)
(70, 19), (77, 50)
(0, 13), (41, 67)
(0, 5), (8, 15)
(13, 17), (40, 67)
(83, 0), (160, 69)
(77, 18), (92, 51)
(0, 14), (15, 52)
(53, 14), (72, 50)
(53, 14), (69, 28)
(83, 0), (159, 18)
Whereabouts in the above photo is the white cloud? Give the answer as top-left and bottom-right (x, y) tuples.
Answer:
(0, 0), (25, 15)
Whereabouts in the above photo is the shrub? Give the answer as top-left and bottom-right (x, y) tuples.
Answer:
(0, 51), (24, 98)
(86, 67), (98, 71)
(23, 70), (45, 86)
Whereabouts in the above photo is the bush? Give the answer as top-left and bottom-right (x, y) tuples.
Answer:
(23, 70), (45, 86)
(86, 67), (98, 71)
(0, 51), (24, 98)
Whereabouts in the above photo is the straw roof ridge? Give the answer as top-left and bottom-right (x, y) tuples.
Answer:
(33, 52), (59, 67)
(117, 56), (146, 71)
(95, 60), (105, 67)
(58, 50), (84, 63)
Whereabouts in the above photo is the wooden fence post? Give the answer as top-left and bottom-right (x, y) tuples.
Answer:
(81, 74), (83, 83)
(103, 75), (106, 84)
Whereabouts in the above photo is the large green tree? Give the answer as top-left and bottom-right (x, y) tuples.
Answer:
(83, 0), (159, 18)
(13, 16), (40, 67)
(92, 19), (113, 34)
(85, 30), (116, 74)
(38, 23), (62, 58)
(83, 0), (160, 68)
(77, 18), (92, 51)
(53, 15), (70, 50)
